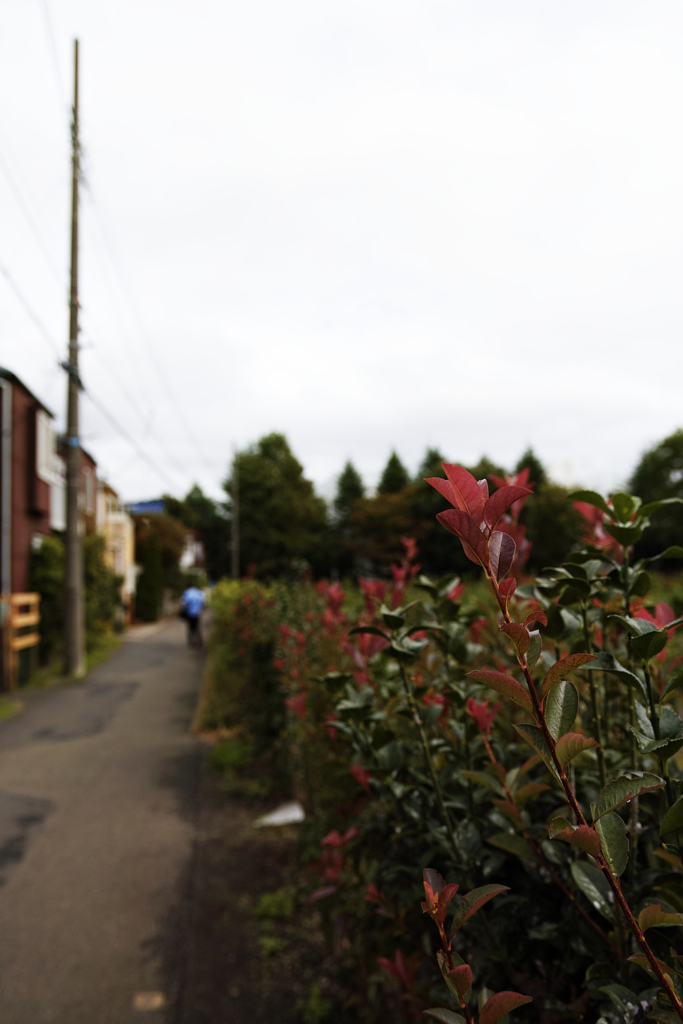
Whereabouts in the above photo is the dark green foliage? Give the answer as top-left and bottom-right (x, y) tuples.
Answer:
(333, 461), (365, 522)
(83, 534), (122, 649)
(224, 433), (327, 578)
(135, 534), (163, 622)
(29, 536), (65, 663)
(466, 455), (505, 481)
(377, 452), (410, 494)
(164, 484), (230, 582)
(515, 447), (547, 486)
(522, 483), (584, 571)
(629, 428), (683, 561)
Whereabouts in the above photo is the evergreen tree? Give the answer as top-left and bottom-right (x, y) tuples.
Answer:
(629, 429), (683, 560)
(224, 433), (327, 578)
(333, 461), (365, 522)
(163, 484), (231, 581)
(377, 452), (410, 494)
(515, 447), (547, 487)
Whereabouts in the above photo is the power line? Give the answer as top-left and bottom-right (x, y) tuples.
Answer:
(0, 257), (61, 357)
(0, 139), (66, 290)
(38, 0), (68, 111)
(84, 389), (182, 493)
(82, 184), (213, 469)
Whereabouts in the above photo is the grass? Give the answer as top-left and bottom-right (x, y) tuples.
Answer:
(21, 631), (124, 691)
(0, 697), (22, 722)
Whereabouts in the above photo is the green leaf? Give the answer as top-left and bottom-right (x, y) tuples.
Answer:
(628, 953), (674, 978)
(479, 991), (533, 1024)
(542, 653), (596, 697)
(638, 904), (683, 933)
(660, 796), (683, 836)
(661, 669), (683, 703)
(513, 724), (560, 781)
(381, 604), (405, 629)
(604, 522), (646, 546)
(424, 1009), (467, 1024)
(610, 492), (642, 522)
(486, 832), (534, 861)
(548, 817), (602, 858)
(544, 681), (578, 740)
(526, 630), (543, 672)
(595, 812), (629, 877)
(639, 497), (683, 517)
(460, 770), (506, 796)
(629, 570), (651, 597)
(570, 490), (611, 515)
(571, 861), (614, 921)
(648, 545), (683, 562)
(582, 651), (647, 701)
(348, 625), (389, 639)
(467, 670), (534, 717)
(592, 772), (666, 822)
(630, 628), (668, 662)
(556, 731), (599, 766)
(450, 884), (509, 937)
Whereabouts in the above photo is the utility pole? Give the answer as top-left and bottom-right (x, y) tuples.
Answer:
(64, 39), (85, 677)
(231, 451), (240, 578)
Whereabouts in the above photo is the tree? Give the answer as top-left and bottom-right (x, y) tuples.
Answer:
(224, 433), (327, 578)
(333, 461), (365, 522)
(522, 483), (584, 571)
(350, 488), (420, 568)
(135, 534), (163, 622)
(515, 447), (547, 487)
(163, 484), (231, 582)
(377, 452), (410, 494)
(629, 429), (683, 560)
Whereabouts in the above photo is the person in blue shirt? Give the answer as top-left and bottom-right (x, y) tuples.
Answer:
(181, 585), (206, 647)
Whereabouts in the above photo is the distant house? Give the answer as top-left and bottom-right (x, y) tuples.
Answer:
(96, 481), (137, 620)
(0, 368), (56, 594)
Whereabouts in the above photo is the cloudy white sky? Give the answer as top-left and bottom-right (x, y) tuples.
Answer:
(2, 1), (683, 502)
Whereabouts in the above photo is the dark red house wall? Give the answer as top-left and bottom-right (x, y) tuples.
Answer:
(7, 383), (51, 593)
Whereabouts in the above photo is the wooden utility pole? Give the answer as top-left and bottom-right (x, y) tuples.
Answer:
(64, 39), (85, 677)
(231, 451), (240, 578)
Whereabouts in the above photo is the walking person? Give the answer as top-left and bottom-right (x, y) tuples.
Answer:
(181, 583), (206, 647)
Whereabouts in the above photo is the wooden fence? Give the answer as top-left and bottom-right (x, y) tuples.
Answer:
(1, 593), (40, 690)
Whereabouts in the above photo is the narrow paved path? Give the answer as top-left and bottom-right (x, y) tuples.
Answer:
(0, 618), (204, 1024)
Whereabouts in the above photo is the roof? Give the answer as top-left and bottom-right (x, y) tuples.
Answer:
(0, 367), (54, 418)
(126, 499), (166, 515)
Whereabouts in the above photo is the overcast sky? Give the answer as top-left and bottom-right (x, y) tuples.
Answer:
(2, 1), (683, 503)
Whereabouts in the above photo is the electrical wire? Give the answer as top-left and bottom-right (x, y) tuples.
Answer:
(82, 183), (213, 469)
(0, 257), (61, 358)
(84, 389), (182, 493)
(38, 0), (68, 112)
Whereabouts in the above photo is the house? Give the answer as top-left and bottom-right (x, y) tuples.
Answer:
(0, 368), (56, 595)
(96, 480), (137, 621)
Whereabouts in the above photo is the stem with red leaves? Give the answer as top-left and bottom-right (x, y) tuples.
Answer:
(488, 572), (683, 1019)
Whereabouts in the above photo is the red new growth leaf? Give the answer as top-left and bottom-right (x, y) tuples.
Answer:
(436, 509), (490, 568)
(524, 609), (548, 629)
(479, 991), (533, 1024)
(442, 464), (486, 521)
(542, 653), (597, 696)
(499, 622), (531, 656)
(468, 670), (534, 717)
(465, 697), (503, 737)
(448, 963), (473, 998)
(488, 531), (516, 581)
(484, 485), (534, 531)
(498, 577), (517, 614)
(422, 868), (459, 926)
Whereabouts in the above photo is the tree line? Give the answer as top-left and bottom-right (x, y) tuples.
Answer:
(134, 427), (683, 584)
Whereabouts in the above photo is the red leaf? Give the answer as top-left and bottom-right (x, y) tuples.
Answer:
(489, 531), (516, 581)
(524, 609), (548, 629)
(426, 475), (458, 506)
(548, 818), (602, 858)
(542, 653), (597, 696)
(436, 509), (490, 568)
(484, 485), (534, 530)
(499, 623), (530, 656)
(448, 963), (473, 998)
(499, 577), (517, 613)
(468, 669), (534, 716)
(479, 991), (533, 1024)
(442, 464), (486, 521)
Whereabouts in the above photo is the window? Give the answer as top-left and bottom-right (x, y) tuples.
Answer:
(36, 410), (55, 483)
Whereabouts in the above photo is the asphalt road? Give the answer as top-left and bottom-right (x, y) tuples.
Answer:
(0, 618), (205, 1024)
